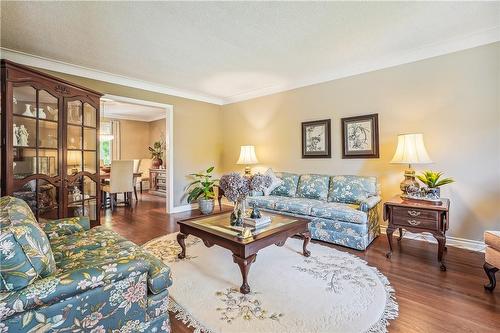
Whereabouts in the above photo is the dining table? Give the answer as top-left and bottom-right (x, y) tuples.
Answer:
(99, 172), (143, 179)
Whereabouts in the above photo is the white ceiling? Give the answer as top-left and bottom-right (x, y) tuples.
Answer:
(1, 2), (499, 105)
(101, 99), (166, 122)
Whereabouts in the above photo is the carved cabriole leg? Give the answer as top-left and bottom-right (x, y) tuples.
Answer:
(302, 231), (311, 257)
(233, 253), (257, 294)
(398, 228), (403, 242)
(484, 262), (498, 292)
(386, 226), (395, 258)
(434, 234), (447, 271)
(177, 233), (187, 259)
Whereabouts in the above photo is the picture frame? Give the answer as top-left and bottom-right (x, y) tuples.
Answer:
(302, 119), (331, 158)
(341, 113), (379, 159)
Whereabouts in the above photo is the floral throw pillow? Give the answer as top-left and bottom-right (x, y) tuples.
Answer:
(327, 175), (377, 204)
(296, 174), (330, 201)
(262, 169), (284, 196)
(0, 196), (57, 291)
(270, 172), (300, 197)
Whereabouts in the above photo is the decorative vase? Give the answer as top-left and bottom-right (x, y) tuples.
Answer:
(23, 104), (34, 117)
(230, 199), (247, 226)
(198, 198), (214, 215)
(152, 158), (163, 169)
(426, 187), (440, 200)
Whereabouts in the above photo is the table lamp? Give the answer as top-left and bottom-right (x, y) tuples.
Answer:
(67, 150), (81, 175)
(237, 145), (258, 176)
(390, 133), (432, 194)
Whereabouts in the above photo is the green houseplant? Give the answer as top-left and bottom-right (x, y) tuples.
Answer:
(417, 171), (454, 198)
(186, 166), (218, 215)
(149, 137), (166, 168)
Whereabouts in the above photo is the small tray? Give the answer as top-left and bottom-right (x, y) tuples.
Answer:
(400, 194), (443, 205)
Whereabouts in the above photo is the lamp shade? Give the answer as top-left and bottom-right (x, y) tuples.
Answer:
(237, 145), (258, 165)
(390, 133), (432, 164)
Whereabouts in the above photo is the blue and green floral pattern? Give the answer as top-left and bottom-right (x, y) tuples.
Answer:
(274, 197), (321, 215)
(39, 216), (90, 240)
(327, 175), (378, 204)
(296, 174), (330, 200)
(0, 196), (56, 291)
(0, 196), (172, 332)
(270, 172), (300, 197)
(310, 202), (368, 224)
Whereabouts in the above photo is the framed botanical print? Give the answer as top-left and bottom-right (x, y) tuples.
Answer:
(342, 113), (379, 158)
(302, 119), (331, 158)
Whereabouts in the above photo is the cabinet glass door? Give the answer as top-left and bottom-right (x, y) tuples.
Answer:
(65, 99), (99, 224)
(11, 86), (61, 219)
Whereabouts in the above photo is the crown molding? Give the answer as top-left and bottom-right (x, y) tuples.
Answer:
(223, 26), (500, 104)
(2, 25), (499, 106)
(0, 47), (226, 105)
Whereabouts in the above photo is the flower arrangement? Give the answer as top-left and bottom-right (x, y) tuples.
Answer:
(219, 172), (271, 225)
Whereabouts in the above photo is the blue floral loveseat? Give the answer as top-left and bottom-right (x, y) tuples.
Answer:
(248, 174), (381, 250)
(0, 196), (172, 332)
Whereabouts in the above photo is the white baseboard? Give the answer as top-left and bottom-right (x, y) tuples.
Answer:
(170, 203), (198, 213)
(380, 225), (486, 252)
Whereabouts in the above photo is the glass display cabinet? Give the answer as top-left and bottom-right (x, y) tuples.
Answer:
(1, 60), (102, 225)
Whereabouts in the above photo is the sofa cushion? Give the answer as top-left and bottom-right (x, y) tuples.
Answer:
(262, 168), (284, 196)
(247, 195), (283, 210)
(274, 197), (322, 215)
(0, 196), (57, 291)
(270, 172), (300, 197)
(297, 174), (330, 200)
(327, 175), (378, 204)
(0, 232), (39, 291)
(50, 226), (172, 295)
(310, 202), (368, 224)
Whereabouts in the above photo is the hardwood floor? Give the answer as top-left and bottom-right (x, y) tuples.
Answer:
(102, 193), (499, 333)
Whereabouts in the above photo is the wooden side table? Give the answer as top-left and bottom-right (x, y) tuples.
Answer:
(384, 195), (450, 271)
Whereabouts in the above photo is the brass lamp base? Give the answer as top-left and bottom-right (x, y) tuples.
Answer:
(400, 168), (419, 194)
(244, 166), (252, 176)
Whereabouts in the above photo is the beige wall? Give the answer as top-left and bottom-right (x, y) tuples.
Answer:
(221, 43), (500, 241)
(39, 69), (223, 207)
(102, 117), (151, 160)
(148, 118), (167, 155)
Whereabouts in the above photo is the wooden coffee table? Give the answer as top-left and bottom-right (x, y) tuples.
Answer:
(177, 211), (311, 294)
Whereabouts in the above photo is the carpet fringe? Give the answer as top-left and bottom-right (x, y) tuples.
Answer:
(364, 266), (399, 333)
(168, 297), (215, 333)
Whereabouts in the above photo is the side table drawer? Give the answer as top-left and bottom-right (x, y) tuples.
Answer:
(392, 215), (438, 230)
(393, 207), (439, 220)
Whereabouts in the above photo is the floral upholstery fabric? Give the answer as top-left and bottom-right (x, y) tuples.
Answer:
(247, 195), (283, 210)
(39, 216), (90, 240)
(247, 172), (381, 250)
(327, 175), (378, 204)
(270, 172), (300, 197)
(0, 196), (172, 332)
(0, 196), (56, 291)
(274, 197), (321, 215)
(296, 174), (330, 201)
(310, 202), (368, 224)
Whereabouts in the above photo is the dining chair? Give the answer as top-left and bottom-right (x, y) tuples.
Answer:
(102, 160), (134, 210)
(133, 159), (141, 200)
(138, 158), (152, 193)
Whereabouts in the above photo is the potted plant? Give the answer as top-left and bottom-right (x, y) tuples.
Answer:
(417, 171), (454, 199)
(149, 137), (166, 169)
(186, 166), (218, 215)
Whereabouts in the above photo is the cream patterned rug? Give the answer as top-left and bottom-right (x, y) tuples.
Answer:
(143, 233), (398, 333)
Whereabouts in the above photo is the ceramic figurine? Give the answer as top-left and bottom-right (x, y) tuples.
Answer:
(47, 106), (57, 119)
(38, 108), (47, 119)
(13, 124), (19, 146)
(18, 125), (29, 146)
(23, 104), (34, 117)
(72, 186), (82, 201)
(250, 205), (262, 219)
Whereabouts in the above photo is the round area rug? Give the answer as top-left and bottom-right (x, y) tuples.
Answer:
(143, 233), (398, 333)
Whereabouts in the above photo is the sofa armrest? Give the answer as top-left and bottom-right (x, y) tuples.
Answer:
(0, 258), (149, 321)
(359, 196), (381, 212)
(39, 217), (90, 239)
(141, 251), (173, 294)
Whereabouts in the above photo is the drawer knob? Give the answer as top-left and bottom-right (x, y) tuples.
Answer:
(408, 210), (421, 217)
(408, 219), (421, 226)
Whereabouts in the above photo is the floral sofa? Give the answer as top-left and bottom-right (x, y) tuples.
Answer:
(248, 174), (381, 250)
(0, 196), (172, 332)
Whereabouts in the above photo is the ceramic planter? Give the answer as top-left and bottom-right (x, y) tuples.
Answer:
(198, 198), (215, 215)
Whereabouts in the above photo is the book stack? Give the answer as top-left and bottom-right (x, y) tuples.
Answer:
(244, 215), (272, 229)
